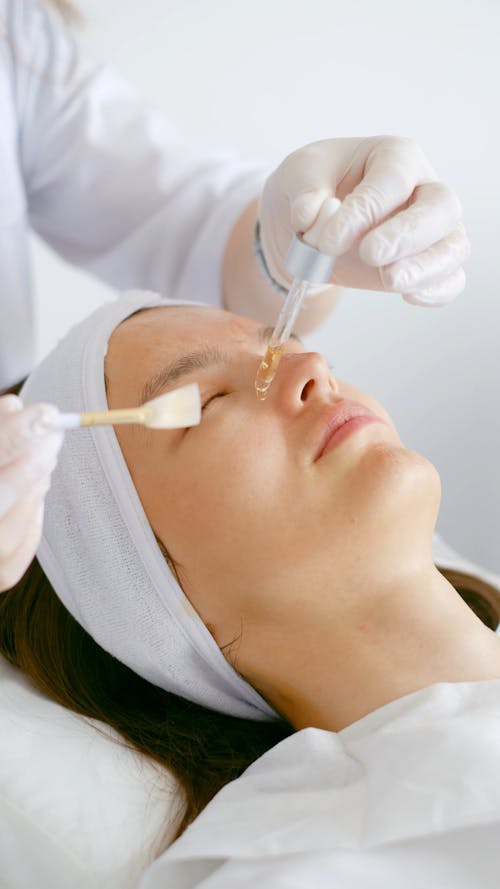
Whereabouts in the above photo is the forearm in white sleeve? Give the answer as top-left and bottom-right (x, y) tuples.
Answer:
(11, 0), (268, 307)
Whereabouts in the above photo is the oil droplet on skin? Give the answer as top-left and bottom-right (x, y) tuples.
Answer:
(255, 345), (283, 400)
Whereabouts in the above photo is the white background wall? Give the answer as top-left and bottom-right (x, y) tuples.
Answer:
(33, 0), (500, 571)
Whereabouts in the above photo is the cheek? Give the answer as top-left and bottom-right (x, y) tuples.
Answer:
(155, 420), (296, 578)
(178, 435), (285, 534)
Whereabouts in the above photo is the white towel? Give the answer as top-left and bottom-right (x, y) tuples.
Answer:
(21, 291), (277, 721)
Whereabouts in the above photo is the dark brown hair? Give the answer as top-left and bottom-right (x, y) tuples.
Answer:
(0, 558), (293, 849)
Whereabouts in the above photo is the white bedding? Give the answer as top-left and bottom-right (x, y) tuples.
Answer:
(0, 655), (181, 888)
(140, 679), (500, 889)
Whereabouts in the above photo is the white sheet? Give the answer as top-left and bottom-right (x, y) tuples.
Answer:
(141, 679), (500, 888)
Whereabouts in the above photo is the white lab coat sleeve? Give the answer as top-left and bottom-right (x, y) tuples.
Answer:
(7, 0), (268, 306)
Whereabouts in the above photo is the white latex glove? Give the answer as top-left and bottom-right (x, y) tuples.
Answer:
(0, 395), (63, 593)
(259, 136), (470, 306)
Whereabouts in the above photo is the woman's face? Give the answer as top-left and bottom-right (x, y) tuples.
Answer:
(106, 305), (439, 673)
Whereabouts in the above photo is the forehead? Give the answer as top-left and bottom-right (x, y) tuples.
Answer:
(115, 304), (255, 348)
(105, 304), (259, 405)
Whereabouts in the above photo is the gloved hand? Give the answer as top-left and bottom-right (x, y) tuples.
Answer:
(0, 395), (62, 593)
(259, 136), (470, 306)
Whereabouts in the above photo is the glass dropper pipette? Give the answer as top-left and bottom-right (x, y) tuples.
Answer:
(255, 234), (336, 400)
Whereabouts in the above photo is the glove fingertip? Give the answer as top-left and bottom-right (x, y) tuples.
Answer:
(402, 292), (455, 308)
(358, 234), (383, 267)
(291, 191), (328, 232)
(0, 395), (23, 416)
(318, 201), (369, 257)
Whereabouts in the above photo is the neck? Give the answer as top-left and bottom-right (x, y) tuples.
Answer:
(253, 563), (500, 733)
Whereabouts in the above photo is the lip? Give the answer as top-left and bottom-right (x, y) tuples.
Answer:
(314, 400), (387, 461)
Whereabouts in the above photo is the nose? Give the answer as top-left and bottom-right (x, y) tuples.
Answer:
(269, 351), (338, 414)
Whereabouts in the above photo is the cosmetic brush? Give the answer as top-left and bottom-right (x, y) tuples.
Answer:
(50, 383), (201, 431)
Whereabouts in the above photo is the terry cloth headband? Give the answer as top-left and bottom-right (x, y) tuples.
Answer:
(21, 291), (278, 721)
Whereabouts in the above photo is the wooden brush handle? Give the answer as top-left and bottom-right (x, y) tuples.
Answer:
(50, 406), (153, 430)
(78, 407), (149, 427)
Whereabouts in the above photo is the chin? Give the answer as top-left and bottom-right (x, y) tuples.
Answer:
(337, 446), (439, 562)
(315, 437), (442, 541)
(356, 438), (440, 502)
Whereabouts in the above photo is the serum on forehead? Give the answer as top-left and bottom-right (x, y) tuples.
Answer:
(255, 236), (336, 400)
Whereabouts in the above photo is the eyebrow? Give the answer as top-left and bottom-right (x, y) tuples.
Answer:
(140, 324), (303, 404)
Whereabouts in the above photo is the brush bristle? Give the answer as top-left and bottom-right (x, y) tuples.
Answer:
(143, 383), (201, 429)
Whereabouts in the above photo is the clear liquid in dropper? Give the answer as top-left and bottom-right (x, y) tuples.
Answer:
(255, 345), (283, 400)
(254, 277), (310, 400)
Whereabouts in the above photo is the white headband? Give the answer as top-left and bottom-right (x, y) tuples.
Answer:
(21, 291), (278, 721)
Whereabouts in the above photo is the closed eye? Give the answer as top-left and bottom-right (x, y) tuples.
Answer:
(201, 392), (227, 412)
